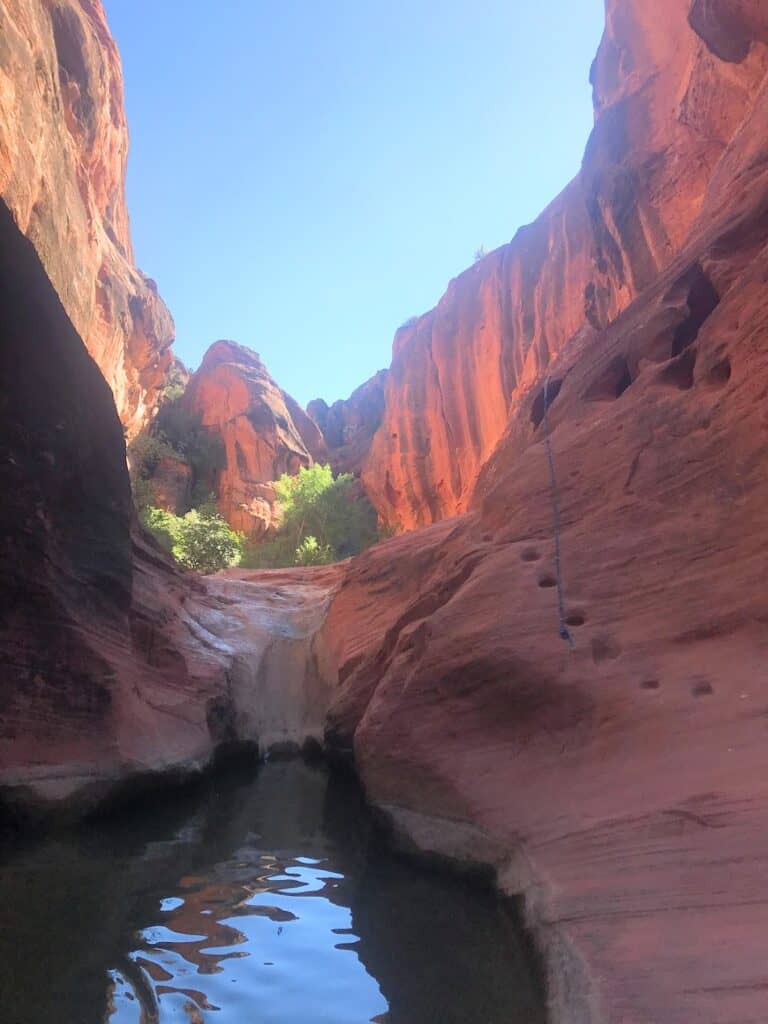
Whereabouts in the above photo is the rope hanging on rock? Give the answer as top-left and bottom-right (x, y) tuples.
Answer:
(542, 376), (575, 650)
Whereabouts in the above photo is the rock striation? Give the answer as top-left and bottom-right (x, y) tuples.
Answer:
(0, 200), (339, 814)
(4, 1), (768, 1022)
(352, 0), (768, 531)
(0, 0), (174, 436)
(316, 6), (768, 1019)
(182, 340), (327, 536)
(308, 370), (388, 477)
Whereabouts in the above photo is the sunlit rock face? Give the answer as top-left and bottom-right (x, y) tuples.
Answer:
(317, 9), (768, 1020)
(0, 0), (174, 436)
(308, 370), (388, 477)
(182, 340), (327, 537)
(353, 0), (768, 532)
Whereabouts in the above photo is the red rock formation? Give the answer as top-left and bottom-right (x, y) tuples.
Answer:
(308, 370), (388, 477)
(0, 200), (338, 814)
(358, 0), (768, 531)
(183, 341), (327, 536)
(317, 10), (768, 1020)
(0, 0), (174, 435)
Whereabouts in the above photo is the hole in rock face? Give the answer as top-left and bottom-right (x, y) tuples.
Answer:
(641, 679), (661, 691)
(538, 575), (557, 589)
(692, 680), (714, 698)
(670, 265), (721, 357)
(566, 612), (586, 628)
(521, 548), (541, 563)
(530, 378), (563, 429)
(584, 355), (634, 402)
(660, 348), (697, 391)
(708, 357), (732, 387)
(688, 0), (753, 63)
(50, 5), (96, 134)
(591, 636), (622, 664)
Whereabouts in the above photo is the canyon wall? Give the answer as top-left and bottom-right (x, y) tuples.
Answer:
(0, 206), (337, 813)
(3, 1), (768, 1020)
(333, 0), (768, 531)
(317, 6), (768, 1020)
(308, 370), (388, 477)
(182, 340), (327, 536)
(0, 0), (174, 435)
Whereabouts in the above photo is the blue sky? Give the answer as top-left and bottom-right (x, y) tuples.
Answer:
(106, 1), (605, 407)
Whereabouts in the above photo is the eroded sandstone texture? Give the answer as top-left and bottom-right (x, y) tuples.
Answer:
(3, 1), (768, 1022)
(344, 0), (768, 531)
(316, 7), (768, 1020)
(0, 0), (174, 435)
(182, 340), (327, 536)
(308, 370), (388, 477)
(0, 200), (339, 812)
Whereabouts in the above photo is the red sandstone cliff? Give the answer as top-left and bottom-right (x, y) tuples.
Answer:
(344, 0), (768, 531)
(316, 5), (768, 1019)
(182, 341), (327, 536)
(0, 0), (174, 435)
(308, 370), (387, 477)
(0, 204), (336, 811)
(4, 2), (768, 1020)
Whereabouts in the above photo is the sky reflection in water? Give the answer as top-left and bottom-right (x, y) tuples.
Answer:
(0, 760), (544, 1024)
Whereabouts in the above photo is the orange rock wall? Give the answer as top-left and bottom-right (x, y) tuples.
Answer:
(0, 0), (174, 436)
(358, 0), (768, 531)
(318, 10), (768, 1019)
(183, 341), (327, 536)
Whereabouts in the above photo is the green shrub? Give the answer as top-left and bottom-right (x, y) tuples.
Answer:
(128, 399), (225, 516)
(242, 464), (380, 569)
(294, 535), (334, 566)
(144, 503), (244, 574)
(127, 433), (182, 513)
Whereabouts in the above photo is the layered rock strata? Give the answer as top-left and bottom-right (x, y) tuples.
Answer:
(0, 0), (174, 435)
(347, 0), (768, 531)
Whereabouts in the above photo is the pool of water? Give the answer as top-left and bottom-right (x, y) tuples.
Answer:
(0, 760), (545, 1024)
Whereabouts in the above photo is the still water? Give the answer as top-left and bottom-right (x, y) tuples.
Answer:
(0, 760), (545, 1024)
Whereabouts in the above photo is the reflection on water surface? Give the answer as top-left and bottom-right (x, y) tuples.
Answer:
(0, 760), (544, 1023)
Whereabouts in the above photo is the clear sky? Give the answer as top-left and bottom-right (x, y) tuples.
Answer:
(105, 1), (605, 407)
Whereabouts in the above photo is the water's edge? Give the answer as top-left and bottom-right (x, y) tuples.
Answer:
(0, 753), (547, 1024)
(374, 802), (602, 1024)
(1, 747), (595, 1024)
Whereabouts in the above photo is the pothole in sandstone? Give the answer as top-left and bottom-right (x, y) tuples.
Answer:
(692, 680), (715, 698)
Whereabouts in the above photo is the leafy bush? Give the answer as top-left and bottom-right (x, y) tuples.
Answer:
(128, 400), (225, 515)
(144, 503), (244, 574)
(294, 536), (334, 566)
(242, 464), (379, 569)
(154, 400), (225, 483)
(127, 433), (183, 513)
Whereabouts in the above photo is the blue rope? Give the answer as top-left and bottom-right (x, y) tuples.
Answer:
(542, 376), (575, 649)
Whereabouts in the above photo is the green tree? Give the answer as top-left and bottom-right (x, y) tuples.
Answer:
(242, 464), (380, 568)
(144, 503), (244, 574)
